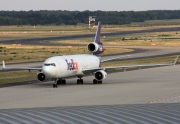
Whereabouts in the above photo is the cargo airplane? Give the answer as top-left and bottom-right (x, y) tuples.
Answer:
(2, 21), (178, 88)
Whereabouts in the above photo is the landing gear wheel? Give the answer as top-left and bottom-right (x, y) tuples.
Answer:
(53, 84), (58, 88)
(77, 79), (83, 84)
(93, 79), (102, 84)
(62, 79), (66, 85)
(57, 80), (62, 85)
(80, 79), (83, 84)
(93, 79), (98, 84)
(56, 79), (66, 85)
(77, 79), (79, 84)
(53, 79), (59, 88)
(98, 81), (102, 84)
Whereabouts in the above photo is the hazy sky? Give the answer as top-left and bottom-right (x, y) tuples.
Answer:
(0, 0), (179, 11)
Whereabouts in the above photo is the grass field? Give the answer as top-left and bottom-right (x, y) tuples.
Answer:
(0, 71), (36, 84)
(0, 45), (133, 64)
(52, 31), (180, 46)
(1, 19), (180, 41)
(102, 31), (180, 46)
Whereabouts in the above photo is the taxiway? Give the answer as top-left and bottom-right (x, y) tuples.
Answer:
(0, 64), (180, 109)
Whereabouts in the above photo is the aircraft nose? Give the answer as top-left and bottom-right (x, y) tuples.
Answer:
(43, 66), (54, 77)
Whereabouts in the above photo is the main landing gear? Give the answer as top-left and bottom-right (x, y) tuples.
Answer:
(53, 79), (66, 88)
(93, 79), (102, 84)
(52, 78), (102, 88)
(77, 76), (83, 84)
(77, 78), (102, 84)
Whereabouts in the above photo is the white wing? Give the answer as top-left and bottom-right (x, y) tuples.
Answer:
(83, 56), (178, 74)
(2, 61), (42, 71)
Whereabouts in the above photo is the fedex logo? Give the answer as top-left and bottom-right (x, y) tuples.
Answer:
(65, 59), (78, 70)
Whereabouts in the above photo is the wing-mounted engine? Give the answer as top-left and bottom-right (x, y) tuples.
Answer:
(94, 70), (107, 81)
(37, 72), (46, 82)
(87, 42), (104, 55)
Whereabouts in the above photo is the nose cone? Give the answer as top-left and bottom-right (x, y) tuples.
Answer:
(43, 66), (56, 78)
(43, 58), (57, 78)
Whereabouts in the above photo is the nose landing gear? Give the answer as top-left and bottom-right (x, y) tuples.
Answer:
(53, 83), (58, 88)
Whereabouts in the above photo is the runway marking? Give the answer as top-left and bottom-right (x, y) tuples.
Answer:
(147, 95), (180, 104)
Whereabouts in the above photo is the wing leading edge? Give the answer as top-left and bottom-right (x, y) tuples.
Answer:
(82, 56), (179, 74)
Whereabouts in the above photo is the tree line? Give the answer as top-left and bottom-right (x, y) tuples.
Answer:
(0, 10), (180, 26)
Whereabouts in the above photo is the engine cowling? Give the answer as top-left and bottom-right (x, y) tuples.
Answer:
(37, 72), (46, 82)
(94, 70), (107, 81)
(87, 42), (99, 53)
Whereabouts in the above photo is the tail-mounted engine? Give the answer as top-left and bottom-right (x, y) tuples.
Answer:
(94, 70), (107, 81)
(87, 42), (99, 52)
(87, 42), (104, 55)
(37, 72), (46, 82)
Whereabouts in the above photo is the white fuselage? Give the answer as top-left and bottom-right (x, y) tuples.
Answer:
(42, 54), (100, 79)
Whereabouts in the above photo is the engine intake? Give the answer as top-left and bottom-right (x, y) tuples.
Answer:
(94, 70), (107, 81)
(87, 42), (99, 53)
(37, 73), (46, 82)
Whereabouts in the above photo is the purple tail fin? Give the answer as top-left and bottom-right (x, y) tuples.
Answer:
(94, 21), (102, 44)
(93, 21), (104, 55)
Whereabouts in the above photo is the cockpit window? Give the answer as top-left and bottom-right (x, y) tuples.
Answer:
(51, 63), (56, 66)
(44, 64), (50, 66)
(44, 63), (56, 66)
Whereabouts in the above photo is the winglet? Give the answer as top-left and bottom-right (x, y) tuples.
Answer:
(2, 60), (6, 70)
(173, 56), (179, 65)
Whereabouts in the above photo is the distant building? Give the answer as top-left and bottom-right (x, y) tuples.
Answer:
(89, 16), (96, 28)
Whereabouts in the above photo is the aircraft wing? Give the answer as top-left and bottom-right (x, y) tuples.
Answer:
(83, 56), (178, 74)
(102, 63), (174, 70)
(101, 55), (130, 62)
(2, 61), (42, 71)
